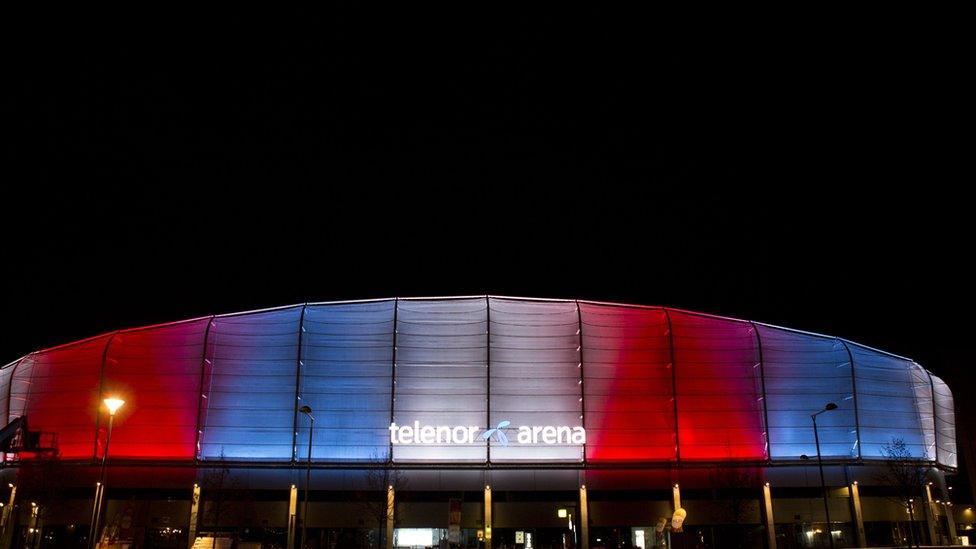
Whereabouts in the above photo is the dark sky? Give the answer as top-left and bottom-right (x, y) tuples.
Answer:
(3, 12), (971, 467)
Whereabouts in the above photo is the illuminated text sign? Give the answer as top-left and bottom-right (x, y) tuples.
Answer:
(389, 420), (585, 445)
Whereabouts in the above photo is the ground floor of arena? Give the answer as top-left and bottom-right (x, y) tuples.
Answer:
(0, 465), (969, 549)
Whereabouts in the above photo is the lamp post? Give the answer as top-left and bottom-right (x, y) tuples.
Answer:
(906, 498), (917, 548)
(89, 397), (124, 549)
(805, 402), (838, 549)
(299, 405), (314, 549)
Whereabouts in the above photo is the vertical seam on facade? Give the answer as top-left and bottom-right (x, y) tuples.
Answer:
(193, 316), (216, 462)
(389, 298), (399, 463)
(4, 356), (25, 463)
(839, 340), (862, 460)
(6, 357), (23, 429)
(576, 300), (587, 465)
(485, 295), (491, 466)
(750, 322), (771, 463)
(663, 308), (680, 463)
(291, 304), (309, 463)
(93, 332), (119, 461)
(200, 321), (220, 461)
(926, 368), (938, 464)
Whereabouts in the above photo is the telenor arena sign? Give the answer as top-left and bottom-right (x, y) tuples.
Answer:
(389, 420), (586, 446)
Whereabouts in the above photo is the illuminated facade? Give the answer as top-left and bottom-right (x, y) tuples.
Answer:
(0, 297), (956, 468)
(0, 297), (962, 548)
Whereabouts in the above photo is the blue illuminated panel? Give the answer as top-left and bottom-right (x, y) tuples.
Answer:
(850, 344), (930, 459)
(300, 300), (395, 462)
(758, 326), (857, 459)
(198, 306), (302, 460)
(910, 361), (937, 461)
(930, 374), (957, 468)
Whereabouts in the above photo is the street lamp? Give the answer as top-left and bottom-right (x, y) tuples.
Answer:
(89, 397), (124, 549)
(299, 405), (314, 549)
(804, 402), (838, 549)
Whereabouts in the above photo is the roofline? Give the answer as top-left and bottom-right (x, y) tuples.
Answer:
(0, 357), (23, 372)
(5, 295), (920, 367)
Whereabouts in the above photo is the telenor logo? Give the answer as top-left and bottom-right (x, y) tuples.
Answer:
(480, 420), (511, 445)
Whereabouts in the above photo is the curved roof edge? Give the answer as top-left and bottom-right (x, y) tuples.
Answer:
(4, 295), (924, 373)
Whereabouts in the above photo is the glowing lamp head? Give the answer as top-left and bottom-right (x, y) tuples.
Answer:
(104, 397), (125, 415)
(557, 508), (568, 518)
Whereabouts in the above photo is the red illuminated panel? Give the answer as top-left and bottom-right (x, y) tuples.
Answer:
(9, 334), (112, 459)
(100, 318), (210, 459)
(669, 311), (766, 460)
(0, 359), (17, 428)
(581, 303), (675, 462)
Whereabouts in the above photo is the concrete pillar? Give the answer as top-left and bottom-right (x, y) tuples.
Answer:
(936, 470), (960, 545)
(287, 484), (298, 549)
(0, 483), (17, 549)
(386, 485), (395, 549)
(484, 485), (492, 549)
(88, 482), (104, 549)
(923, 483), (938, 544)
(0, 484), (14, 528)
(849, 482), (866, 548)
(762, 483), (776, 549)
(187, 483), (201, 549)
(944, 502), (958, 545)
(672, 483), (680, 511)
(579, 485), (589, 549)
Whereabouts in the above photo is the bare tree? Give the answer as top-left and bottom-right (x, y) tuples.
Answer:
(352, 453), (407, 549)
(709, 466), (757, 525)
(876, 438), (926, 548)
(707, 465), (760, 548)
(199, 450), (255, 548)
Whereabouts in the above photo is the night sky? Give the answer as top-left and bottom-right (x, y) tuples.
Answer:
(3, 12), (972, 491)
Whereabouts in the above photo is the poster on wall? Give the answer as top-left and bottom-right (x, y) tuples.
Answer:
(449, 498), (461, 543)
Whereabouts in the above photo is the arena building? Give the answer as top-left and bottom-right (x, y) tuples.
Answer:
(0, 297), (965, 548)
